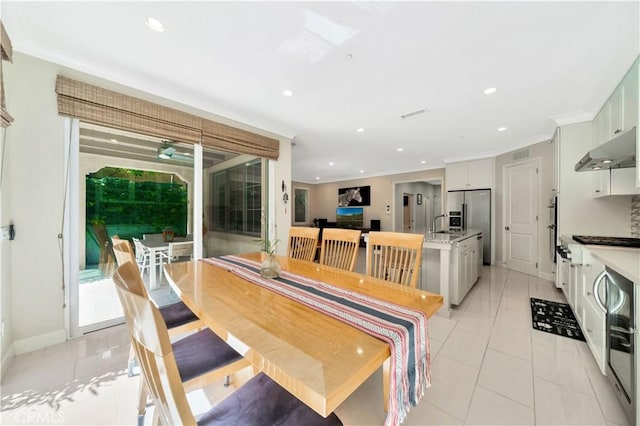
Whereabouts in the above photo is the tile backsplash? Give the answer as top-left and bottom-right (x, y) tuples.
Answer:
(632, 195), (640, 237)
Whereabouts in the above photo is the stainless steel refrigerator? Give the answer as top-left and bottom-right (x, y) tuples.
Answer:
(447, 189), (491, 265)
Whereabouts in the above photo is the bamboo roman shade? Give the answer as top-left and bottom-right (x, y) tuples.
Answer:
(55, 75), (279, 159)
(1, 20), (14, 128)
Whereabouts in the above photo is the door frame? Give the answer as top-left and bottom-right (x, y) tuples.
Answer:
(392, 179), (444, 232)
(501, 157), (541, 275)
(64, 119), (206, 338)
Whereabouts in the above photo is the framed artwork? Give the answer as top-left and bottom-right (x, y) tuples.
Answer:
(337, 185), (370, 207)
(294, 188), (309, 224)
(417, 193), (423, 205)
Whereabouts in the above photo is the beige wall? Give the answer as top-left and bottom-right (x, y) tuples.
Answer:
(1, 127), (14, 377)
(2, 52), (291, 360)
(495, 140), (554, 277)
(301, 169), (445, 232)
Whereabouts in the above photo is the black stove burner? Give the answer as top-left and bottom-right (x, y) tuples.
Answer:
(573, 235), (640, 248)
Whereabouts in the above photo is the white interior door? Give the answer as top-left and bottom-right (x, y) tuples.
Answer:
(504, 160), (539, 275)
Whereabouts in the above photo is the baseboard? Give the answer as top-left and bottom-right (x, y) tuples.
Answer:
(13, 329), (67, 355)
(538, 271), (554, 281)
(0, 342), (15, 380)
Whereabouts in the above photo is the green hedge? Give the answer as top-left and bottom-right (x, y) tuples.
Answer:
(86, 174), (188, 242)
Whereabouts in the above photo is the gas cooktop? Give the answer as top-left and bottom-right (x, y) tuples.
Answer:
(572, 235), (640, 248)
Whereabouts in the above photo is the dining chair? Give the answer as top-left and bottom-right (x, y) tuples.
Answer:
(111, 238), (204, 371)
(112, 262), (251, 422)
(366, 231), (424, 288)
(113, 262), (342, 426)
(287, 226), (320, 262)
(319, 228), (362, 272)
(167, 241), (194, 263)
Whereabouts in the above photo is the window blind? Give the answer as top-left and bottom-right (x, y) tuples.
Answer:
(55, 75), (280, 159)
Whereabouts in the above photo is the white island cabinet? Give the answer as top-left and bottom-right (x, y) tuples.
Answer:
(422, 230), (483, 316)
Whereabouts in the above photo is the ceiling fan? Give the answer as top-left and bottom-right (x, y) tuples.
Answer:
(157, 141), (193, 163)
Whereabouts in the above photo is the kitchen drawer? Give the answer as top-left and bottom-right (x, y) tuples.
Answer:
(581, 301), (606, 373)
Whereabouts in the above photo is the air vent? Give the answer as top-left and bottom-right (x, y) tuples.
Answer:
(513, 149), (530, 160)
(400, 109), (426, 119)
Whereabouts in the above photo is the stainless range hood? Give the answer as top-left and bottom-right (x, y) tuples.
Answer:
(575, 126), (636, 172)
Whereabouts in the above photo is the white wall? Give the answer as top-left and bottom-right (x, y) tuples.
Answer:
(1, 126), (14, 377)
(2, 52), (291, 358)
(558, 122), (632, 237)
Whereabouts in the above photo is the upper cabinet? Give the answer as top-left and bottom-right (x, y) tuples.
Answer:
(591, 57), (640, 192)
(446, 158), (493, 191)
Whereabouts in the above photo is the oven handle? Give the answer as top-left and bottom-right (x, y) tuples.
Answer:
(593, 270), (607, 313)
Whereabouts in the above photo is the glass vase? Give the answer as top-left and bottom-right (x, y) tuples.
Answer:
(260, 253), (281, 279)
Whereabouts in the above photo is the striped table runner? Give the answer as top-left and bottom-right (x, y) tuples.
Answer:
(202, 255), (431, 426)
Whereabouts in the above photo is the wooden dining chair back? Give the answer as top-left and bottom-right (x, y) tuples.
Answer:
(287, 226), (320, 262)
(112, 262), (199, 425)
(319, 228), (362, 272)
(111, 237), (137, 268)
(366, 231), (424, 288)
(113, 261), (342, 426)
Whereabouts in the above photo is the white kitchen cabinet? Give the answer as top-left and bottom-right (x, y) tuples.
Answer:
(552, 127), (560, 194)
(445, 158), (493, 191)
(451, 236), (480, 305)
(593, 168), (640, 198)
(577, 249), (607, 373)
(590, 57), (640, 189)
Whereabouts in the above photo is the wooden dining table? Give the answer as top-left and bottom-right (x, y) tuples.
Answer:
(164, 252), (443, 420)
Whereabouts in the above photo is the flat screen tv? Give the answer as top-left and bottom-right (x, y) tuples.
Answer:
(336, 207), (364, 228)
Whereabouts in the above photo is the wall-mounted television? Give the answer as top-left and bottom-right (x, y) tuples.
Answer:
(336, 207), (364, 228)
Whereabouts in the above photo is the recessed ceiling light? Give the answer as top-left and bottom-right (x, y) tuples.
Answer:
(183, 152), (192, 156)
(421, 160), (426, 164)
(282, 89), (294, 97)
(356, 128), (364, 133)
(359, 170), (364, 173)
(497, 126), (507, 132)
(328, 162), (334, 166)
(145, 17), (165, 32)
(602, 159), (612, 164)
(315, 176), (320, 180)
(110, 138), (118, 143)
(397, 148), (404, 152)
(484, 87), (498, 95)
(593, 166), (601, 170)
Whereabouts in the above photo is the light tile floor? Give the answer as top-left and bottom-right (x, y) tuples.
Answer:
(1, 265), (632, 425)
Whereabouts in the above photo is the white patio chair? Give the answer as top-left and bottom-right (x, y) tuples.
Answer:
(131, 237), (151, 277)
(167, 241), (194, 263)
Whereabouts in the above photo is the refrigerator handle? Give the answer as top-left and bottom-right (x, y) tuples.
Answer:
(462, 203), (467, 230)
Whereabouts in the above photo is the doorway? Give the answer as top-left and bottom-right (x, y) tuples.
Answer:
(503, 159), (539, 275)
(403, 193), (413, 232)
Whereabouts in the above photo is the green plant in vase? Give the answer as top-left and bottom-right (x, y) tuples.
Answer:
(257, 238), (281, 279)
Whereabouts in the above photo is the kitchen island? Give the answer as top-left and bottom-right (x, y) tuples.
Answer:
(422, 229), (483, 317)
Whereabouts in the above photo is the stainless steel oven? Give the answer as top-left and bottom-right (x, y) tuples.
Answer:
(595, 266), (636, 424)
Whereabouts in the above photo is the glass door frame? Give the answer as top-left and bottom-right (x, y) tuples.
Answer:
(64, 118), (206, 337)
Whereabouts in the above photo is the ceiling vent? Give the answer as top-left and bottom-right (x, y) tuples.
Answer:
(400, 109), (426, 120)
(513, 149), (530, 161)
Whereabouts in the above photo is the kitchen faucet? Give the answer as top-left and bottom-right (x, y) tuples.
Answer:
(432, 214), (446, 232)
